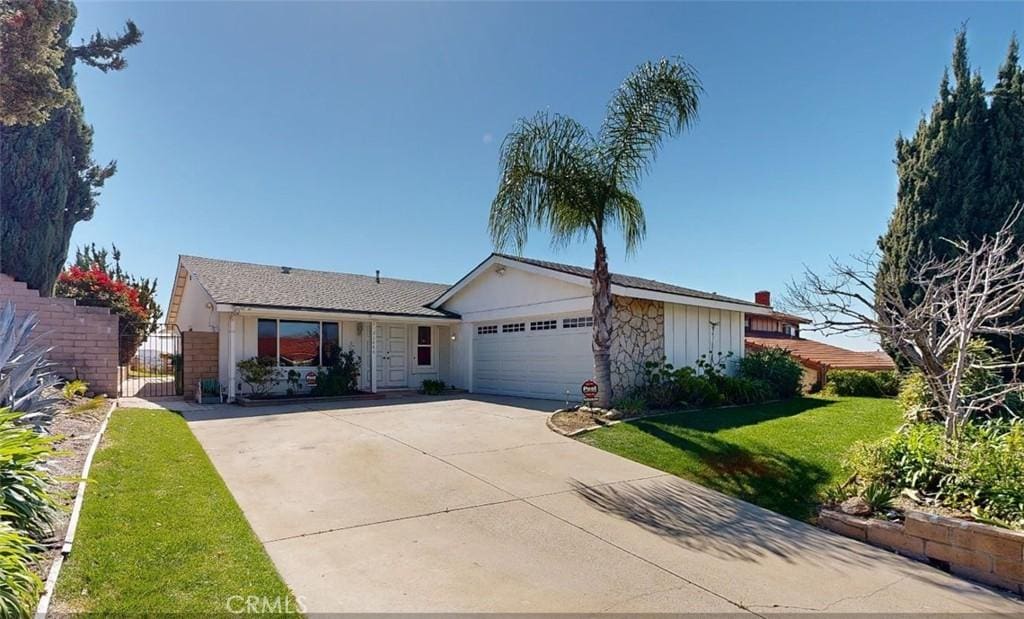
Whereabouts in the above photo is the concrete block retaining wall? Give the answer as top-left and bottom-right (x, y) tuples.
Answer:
(0, 274), (119, 396)
(820, 509), (1024, 595)
(182, 331), (219, 401)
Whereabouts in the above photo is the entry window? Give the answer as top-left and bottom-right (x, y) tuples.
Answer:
(502, 322), (525, 333)
(416, 326), (432, 366)
(562, 316), (594, 329)
(322, 322), (341, 366)
(257, 319), (277, 360)
(477, 325), (497, 335)
(530, 319), (557, 331)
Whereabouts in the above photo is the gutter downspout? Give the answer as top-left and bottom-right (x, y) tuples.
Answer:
(228, 313), (237, 402)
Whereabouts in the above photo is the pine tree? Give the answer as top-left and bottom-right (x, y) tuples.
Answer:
(0, 2), (140, 295)
(877, 30), (1024, 317)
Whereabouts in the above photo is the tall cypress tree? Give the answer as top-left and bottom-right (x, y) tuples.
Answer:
(877, 30), (1024, 320)
(988, 37), (1024, 227)
(0, 2), (140, 295)
(0, 0), (75, 125)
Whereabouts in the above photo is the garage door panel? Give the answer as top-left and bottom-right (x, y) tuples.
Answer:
(473, 318), (593, 401)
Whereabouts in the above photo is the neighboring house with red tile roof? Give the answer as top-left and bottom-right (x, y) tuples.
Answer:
(743, 290), (895, 390)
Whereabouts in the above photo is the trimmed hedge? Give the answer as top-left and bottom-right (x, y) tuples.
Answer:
(737, 348), (804, 398)
(620, 350), (801, 413)
(825, 369), (899, 398)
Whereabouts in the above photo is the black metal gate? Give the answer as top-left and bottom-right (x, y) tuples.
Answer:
(118, 324), (184, 398)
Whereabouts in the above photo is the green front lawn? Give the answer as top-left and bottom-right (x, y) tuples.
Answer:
(580, 396), (901, 520)
(54, 408), (298, 615)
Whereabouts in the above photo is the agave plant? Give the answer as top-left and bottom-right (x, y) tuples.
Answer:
(0, 302), (58, 424)
(0, 517), (43, 619)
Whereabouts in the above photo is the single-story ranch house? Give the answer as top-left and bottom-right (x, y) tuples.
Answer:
(167, 253), (773, 402)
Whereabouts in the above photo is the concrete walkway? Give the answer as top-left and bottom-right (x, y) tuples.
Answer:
(185, 396), (1024, 614)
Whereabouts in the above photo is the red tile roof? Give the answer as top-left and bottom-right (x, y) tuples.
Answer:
(745, 335), (895, 371)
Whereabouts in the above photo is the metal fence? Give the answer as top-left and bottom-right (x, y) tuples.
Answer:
(118, 324), (184, 398)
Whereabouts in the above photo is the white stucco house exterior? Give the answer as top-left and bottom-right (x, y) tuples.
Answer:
(167, 253), (772, 402)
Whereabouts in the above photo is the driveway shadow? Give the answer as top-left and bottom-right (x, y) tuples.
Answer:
(642, 397), (832, 433)
(629, 420), (830, 520)
(569, 474), (1024, 608)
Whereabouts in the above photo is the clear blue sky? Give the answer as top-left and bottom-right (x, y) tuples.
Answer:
(70, 2), (1022, 351)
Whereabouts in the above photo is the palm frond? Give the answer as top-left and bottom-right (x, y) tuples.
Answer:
(604, 187), (646, 255)
(599, 57), (702, 188)
(488, 112), (600, 253)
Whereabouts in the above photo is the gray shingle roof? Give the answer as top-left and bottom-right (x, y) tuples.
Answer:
(180, 255), (456, 318)
(493, 254), (765, 309)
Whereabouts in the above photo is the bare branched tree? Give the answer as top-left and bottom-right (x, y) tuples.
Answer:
(786, 206), (1024, 440)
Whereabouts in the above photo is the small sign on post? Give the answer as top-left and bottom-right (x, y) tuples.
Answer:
(581, 379), (599, 407)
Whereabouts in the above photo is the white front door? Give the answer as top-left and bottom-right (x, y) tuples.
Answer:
(377, 324), (408, 388)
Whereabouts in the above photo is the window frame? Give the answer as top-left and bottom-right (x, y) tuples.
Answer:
(477, 325), (498, 335)
(255, 318), (341, 368)
(415, 325), (434, 369)
(530, 319), (558, 331)
(562, 316), (594, 329)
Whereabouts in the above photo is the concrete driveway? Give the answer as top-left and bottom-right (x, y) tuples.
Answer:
(186, 396), (1023, 614)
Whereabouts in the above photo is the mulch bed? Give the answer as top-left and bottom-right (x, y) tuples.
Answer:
(549, 408), (606, 434)
(33, 393), (115, 592)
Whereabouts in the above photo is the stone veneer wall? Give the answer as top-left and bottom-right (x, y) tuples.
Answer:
(610, 295), (664, 398)
(182, 331), (219, 401)
(820, 509), (1024, 595)
(0, 273), (119, 395)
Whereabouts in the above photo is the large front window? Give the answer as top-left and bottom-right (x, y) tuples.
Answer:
(257, 319), (340, 367)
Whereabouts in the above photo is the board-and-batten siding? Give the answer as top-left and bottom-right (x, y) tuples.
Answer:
(663, 303), (745, 373)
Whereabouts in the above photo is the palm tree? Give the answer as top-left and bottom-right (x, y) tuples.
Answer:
(488, 58), (702, 408)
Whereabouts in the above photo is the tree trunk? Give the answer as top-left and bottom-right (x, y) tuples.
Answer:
(591, 234), (614, 408)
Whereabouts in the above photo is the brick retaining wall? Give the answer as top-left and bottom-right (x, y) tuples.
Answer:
(0, 274), (119, 396)
(820, 509), (1024, 595)
(182, 331), (219, 401)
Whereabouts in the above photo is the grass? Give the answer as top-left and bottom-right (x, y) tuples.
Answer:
(54, 408), (298, 615)
(580, 396), (902, 521)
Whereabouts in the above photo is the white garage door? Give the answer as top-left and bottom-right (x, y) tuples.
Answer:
(473, 315), (594, 401)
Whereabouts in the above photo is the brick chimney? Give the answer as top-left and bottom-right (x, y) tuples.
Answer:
(754, 290), (771, 306)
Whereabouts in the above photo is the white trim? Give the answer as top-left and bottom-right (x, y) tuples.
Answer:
(370, 320), (378, 393)
(220, 304), (459, 324)
(467, 322), (474, 393)
(411, 325), (436, 372)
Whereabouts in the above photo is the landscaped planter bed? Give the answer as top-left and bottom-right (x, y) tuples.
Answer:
(819, 509), (1024, 595)
(236, 392), (385, 407)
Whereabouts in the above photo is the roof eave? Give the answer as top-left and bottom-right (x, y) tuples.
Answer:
(219, 302), (461, 321)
